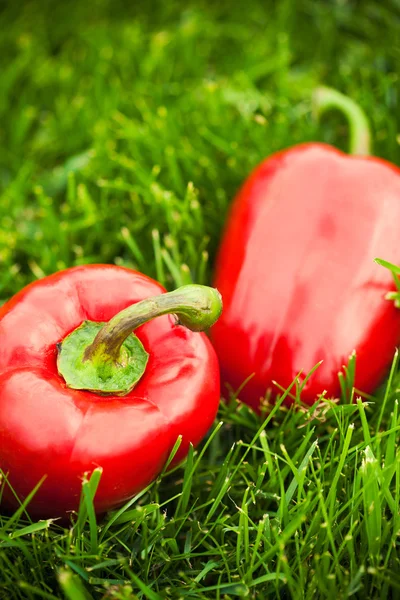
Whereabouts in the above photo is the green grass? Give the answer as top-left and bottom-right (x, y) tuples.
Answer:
(1, 0), (400, 598)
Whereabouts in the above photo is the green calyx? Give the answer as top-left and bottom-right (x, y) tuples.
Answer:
(57, 321), (149, 396)
(57, 284), (222, 396)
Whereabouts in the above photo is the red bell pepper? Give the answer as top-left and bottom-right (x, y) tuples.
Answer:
(0, 265), (222, 518)
(212, 87), (400, 411)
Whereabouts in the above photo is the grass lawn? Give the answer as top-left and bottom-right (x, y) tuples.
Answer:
(1, 0), (400, 598)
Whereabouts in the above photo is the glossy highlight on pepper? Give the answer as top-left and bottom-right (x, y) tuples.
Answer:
(0, 265), (222, 517)
(212, 87), (400, 411)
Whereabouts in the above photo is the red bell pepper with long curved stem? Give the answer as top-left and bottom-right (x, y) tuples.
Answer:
(212, 87), (400, 411)
(0, 265), (222, 518)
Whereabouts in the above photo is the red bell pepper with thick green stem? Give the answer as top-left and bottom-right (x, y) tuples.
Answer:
(0, 265), (222, 518)
(212, 87), (400, 411)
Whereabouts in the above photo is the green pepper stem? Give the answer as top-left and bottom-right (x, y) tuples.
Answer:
(313, 86), (372, 156)
(84, 284), (222, 365)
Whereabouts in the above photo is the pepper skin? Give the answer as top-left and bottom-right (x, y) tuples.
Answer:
(0, 265), (220, 517)
(212, 89), (400, 411)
